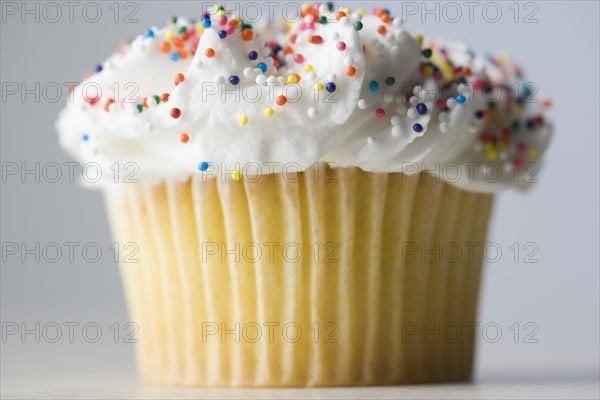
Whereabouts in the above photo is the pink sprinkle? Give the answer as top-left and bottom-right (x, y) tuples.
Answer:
(226, 25), (235, 35)
(294, 53), (304, 63)
(513, 158), (524, 169)
(218, 15), (227, 26)
(375, 108), (385, 118)
(290, 34), (297, 44)
(337, 41), (346, 51)
(517, 142), (526, 153)
(472, 79), (484, 90)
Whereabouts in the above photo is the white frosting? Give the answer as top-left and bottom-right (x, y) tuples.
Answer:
(56, 8), (552, 193)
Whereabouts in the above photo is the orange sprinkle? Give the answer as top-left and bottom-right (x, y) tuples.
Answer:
(283, 46), (294, 55)
(378, 25), (387, 35)
(172, 38), (184, 49)
(180, 133), (190, 143)
(141, 97), (148, 107)
(308, 35), (323, 44)
(229, 19), (239, 28)
(174, 73), (185, 85)
(381, 14), (391, 23)
(335, 11), (347, 21)
(103, 98), (114, 112)
(178, 50), (188, 59)
(205, 48), (215, 58)
(346, 66), (356, 76)
(541, 99), (552, 108)
(275, 95), (287, 106)
(241, 28), (253, 41)
(159, 41), (171, 53)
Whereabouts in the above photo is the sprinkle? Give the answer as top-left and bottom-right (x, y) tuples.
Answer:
(416, 103), (428, 115)
(170, 107), (181, 119)
(385, 77), (396, 86)
(314, 82), (325, 92)
(375, 108), (385, 118)
(248, 50), (258, 60)
(276, 95), (287, 106)
(337, 41), (346, 51)
(367, 136), (376, 144)
(357, 99), (367, 109)
(354, 21), (363, 30)
(82, 134), (89, 141)
(304, 64), (314, 73)
(308, 107), (318, 118)
(201, 17), (211, 28)
(475, 110), (484, 119)
(286, 75), (298, 84)
(414, 34), (423, 44)
(239, 114), (248, 126)
(455, 95), (466, 104)
(308, 35), (323, 44)
(346, 66), (356, 76)
(218, 30), (227, 39)
(369, 81), (379, 92)
(159, 41), (171, 53)
(241, 29), (253, 41)
(198, 162), (209, 172)
(161, 93), (170, 103)
(165, 31), (175, 40)
(232, 170), (242, 182)
(528, 148), (538, 158)
(326, 82), (337, 93)
(264, 108), (274, 117)
(257, 62), (267, 72)
(229, 75), (240, 85)
(169, 52), (180, 61)
(422, 49), (433, 58)
(378, 25), (387, 35)
(180, 133), (190, 143)
(174, 73), (185, 85)
(95, 64), (103, 73)
(136, 104), (143, 113)
(413, 123), (423, 133)
(205, 48), (215, 58)
(319, 16), (328, 24)
(144, 29), (154, 38)
(335, 11), (347, 21)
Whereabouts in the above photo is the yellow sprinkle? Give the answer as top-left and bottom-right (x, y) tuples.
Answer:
(314, 82), (325, 92)
(165, 31), (175, 40)
(264, 108), (274, 117)
(497, 52), (510, 65)
(423, 66), (434, 76)
(485, 150), (498, 161)
(195, 24), (205, 35)
(513, 104), (523, 116)
(302, 3), (310, 10)
(232, 170), (242, 182)
(483, 142), (493, 152)
(343, 8), (351, 15)
(304, 64), (314, 73)
(239, 115), (248, 127)
(286, 75), (298, 84)
(357, 8), (366, 16)
(415, 34), (423, 45)
(528, 148), (537, 158)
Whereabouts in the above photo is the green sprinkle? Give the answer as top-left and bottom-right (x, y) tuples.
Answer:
(422, 49), (432, 58)
(178, 26), (187, 34)
(153, 95), (161, 104)
(170, 16), (177, 24)
(319, 16), (327, 24)
(325, 2), (334, 12)
(354, 21), (363, 30)
(136, 104), (143, 113)
(385, 77), (396, 86)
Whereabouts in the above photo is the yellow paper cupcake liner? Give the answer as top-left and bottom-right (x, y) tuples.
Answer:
(104, 164), (493, 387)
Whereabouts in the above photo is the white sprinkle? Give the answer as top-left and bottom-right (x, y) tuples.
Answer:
(385, 33), (394, 42)
(277, 76), (285, 85)
(307, 71), (318, 81)
(438, 112), (448, 122)
(259, 47), (270, 57)
(215, 75), (225, 84)
(500, 150), (509, 161)
(390, 45), (400, 55)
(393, 17), (403, 28)
(256, 74), (267, 85)
(407, 109), (417, 119)
(144, 123), (154, 131)
(392, 126), (402, 137)
(384, 94), (394, 103)
(339, 16), (350, 25)
(367, 136), (376, 145)
(267, 75), (277, 83)
(243, 67), (254, 78)
(391, 116), (401, 126)
(308, 107), (318, 118)
(358, 99), (367, 109)
(327, 72), (337, 81)
(108, 103), (119, 112)
(446, 99), (457, 110)
(439, 122), (449, 133)
(351, 12), (362, 22)
(409, 96), (418, 106)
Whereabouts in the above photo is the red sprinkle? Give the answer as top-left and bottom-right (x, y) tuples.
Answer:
(308, 35), (323, 44)
(161, 93), (170, 103)
(375, 108), (385, 118)
(170, 107), (181, 119)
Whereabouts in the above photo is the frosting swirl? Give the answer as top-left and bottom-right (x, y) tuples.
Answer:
(56, 4), (552, 192)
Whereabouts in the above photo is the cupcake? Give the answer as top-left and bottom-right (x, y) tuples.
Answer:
(56, 4), (552, 387)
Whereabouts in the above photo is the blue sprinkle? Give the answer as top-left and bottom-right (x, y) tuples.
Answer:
(413, 123), (423, 133)
(198, 162), (209, 172)
(202, 17), (211, 28)
(144, 29), (154, 38)
(82, 134), (89, 141)
(368, 80), (379, 92)
(170, 52), (180, 61)
(95, 64), (102, 73)
(326, 82), (337, 93)
(416, 103), (427, 115)
(475, 110), (484, 119)
(218, 30), (227, 39)
(248, 50), (258, 60)
(229, 75), (240, 85)
(455, 95), (466, 104)
(257, 62), (267, 73)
